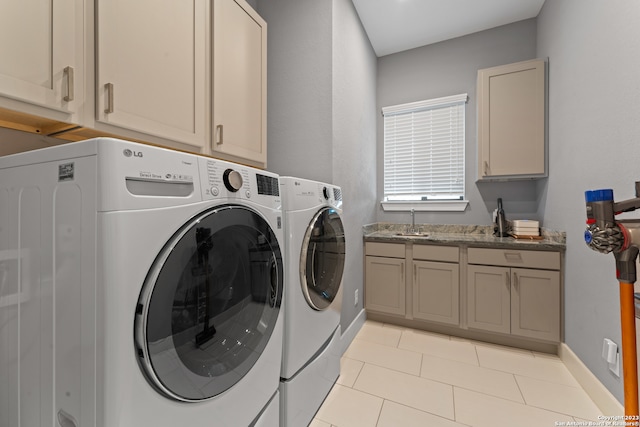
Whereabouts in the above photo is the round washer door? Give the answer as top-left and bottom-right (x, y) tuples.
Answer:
(134, 205), (283, 402)
(300, 207), (346, 311)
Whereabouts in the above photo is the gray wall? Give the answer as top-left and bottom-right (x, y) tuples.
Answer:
(259, 0), (377, 332)
(537, 0), (640, 403)
(259, 0), (334, 183)
(332, 0), (377, 330)
(376, 19), (540, 226)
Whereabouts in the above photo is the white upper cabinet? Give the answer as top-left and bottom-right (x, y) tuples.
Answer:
(0, 0), (83, 122)
(0, 0), (268, 166)
(212, 0), (267, 167)
(96, 0), (208, 148)
(477, 58), (546, 180)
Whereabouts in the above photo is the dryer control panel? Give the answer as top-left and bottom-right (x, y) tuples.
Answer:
(280, 176), (343, 212)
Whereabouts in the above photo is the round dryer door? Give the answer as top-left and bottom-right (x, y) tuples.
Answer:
(300, 207), (346, 311)
(134, 205), (283, 402)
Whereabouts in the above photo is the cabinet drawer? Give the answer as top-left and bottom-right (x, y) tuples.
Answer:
(365, 242), (405, 258)
(413, 244), (459, 263)
(468, 247), (560, 270)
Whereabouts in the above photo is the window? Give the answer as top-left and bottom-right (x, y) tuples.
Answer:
(382, 93), (468, 212)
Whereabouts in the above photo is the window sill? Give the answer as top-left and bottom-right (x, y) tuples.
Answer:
(381, 200), (469, 212)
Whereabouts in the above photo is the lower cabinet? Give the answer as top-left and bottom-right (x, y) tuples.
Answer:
(365, 255), (405, 316)
(412, 245), (460, 326)
(364, 242), (406, 316)
(364, 241), (563, 347)
(467, 248), (561, 342)
(365, 242), (460, 325)
(467, 265), (511, 334)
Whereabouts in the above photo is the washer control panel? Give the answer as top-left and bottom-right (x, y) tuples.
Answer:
(198, 157), (280, 208)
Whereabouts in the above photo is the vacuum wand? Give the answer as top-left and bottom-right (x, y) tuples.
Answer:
(584, 185), (640, 416)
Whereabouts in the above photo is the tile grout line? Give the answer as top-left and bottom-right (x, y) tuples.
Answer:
(514, 373), (527, 405)
(451, 382), (458, 425)
(374, 398), (385, 427)
(339, 356), (366, 389)
(450, 386), (476, 427)
(473, 343), (480, 366)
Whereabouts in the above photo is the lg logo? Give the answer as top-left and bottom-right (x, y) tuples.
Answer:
(123, 149), (143, 158)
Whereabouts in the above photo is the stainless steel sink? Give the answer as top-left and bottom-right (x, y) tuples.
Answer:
(395, 232), (429, 237)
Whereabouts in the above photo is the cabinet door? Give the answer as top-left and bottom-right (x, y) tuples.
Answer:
(365, 256), (405, 316)
(0, 0), (82, 118)
(511, 268), (560, 342)
(413, 261), (459, 325)
(96, 0), (207, 147)
(467, 265), (510, 334)
(212, 0), (267, 166)
(477, 59), (545, 179)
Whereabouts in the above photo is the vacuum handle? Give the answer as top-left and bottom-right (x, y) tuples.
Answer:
(615, 247), (639, 283)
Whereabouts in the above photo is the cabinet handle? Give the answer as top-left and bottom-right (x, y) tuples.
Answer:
(484, 161), (489, 176)
(505, 271), (510, 288)
(63, 66), (74, 102)
(104, 83), (114, 114)
(513, 272), (519, 289)
(216, 124), (224, 145)
(401, 262), (405, 282)
(504, 252), (523, 263)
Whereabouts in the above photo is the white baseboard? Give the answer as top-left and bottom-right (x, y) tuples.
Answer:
(339, 309), (366, 355)
(559, 343), (623, 415)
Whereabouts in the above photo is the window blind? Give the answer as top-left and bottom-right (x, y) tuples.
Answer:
(383, 93), (467, 201)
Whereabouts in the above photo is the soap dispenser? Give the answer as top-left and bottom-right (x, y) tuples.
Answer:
(494, 198), (508, 237)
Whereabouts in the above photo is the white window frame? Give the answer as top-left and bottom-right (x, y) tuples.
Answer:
(381, 93), (468, 212)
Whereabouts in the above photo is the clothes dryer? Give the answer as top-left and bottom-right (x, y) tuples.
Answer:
(279, 177), (346, 426)
(0, 138), (284, 427)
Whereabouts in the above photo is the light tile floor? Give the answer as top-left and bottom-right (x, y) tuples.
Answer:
(311, 321), (605, 427)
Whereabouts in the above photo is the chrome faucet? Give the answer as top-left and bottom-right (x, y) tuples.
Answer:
(408, 208), (417, 233)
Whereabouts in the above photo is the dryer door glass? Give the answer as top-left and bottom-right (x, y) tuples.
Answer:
(300, 207), (346, 310)
(134, 205), (283, 402)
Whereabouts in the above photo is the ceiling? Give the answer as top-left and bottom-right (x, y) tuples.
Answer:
(351, 0), (546, 57)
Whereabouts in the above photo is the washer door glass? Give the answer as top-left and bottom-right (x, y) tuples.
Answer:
(300, 207), (345, 310)
(134, 205), (283, 402)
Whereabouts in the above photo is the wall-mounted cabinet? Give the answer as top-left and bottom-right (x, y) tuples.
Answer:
(212, 0), (267, 166)
(477, 58), (546, 180)
(0, 0), (84, 127)
(96, 0), (208, 148)
(0, 0), (268, 168)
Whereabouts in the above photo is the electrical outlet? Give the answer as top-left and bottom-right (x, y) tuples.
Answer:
(354, 289), (359, 306)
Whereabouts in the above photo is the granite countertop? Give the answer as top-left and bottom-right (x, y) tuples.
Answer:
(363, 223), (566, 251)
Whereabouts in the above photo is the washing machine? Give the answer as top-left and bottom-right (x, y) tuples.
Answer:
(0, 138), (284, 427)
(279, 176), (346, 426)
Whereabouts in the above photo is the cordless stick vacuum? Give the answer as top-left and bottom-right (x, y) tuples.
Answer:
(585, 184), (640, 417)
